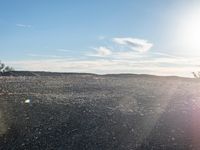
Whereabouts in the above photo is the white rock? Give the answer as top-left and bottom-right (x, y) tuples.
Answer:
(25, 99), (31, 103)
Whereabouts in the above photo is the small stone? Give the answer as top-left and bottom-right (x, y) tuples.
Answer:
(25, 99), (31, 103)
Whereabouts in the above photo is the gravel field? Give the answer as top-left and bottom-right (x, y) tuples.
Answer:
(0, 73), (200, 149)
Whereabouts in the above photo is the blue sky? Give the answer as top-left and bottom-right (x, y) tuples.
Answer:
(1, 0), (200, 77)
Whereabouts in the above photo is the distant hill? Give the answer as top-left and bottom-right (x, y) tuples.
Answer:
(0, 71), (194, 82)
(0, 71), (96, 77)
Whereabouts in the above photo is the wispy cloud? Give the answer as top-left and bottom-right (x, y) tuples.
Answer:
(87, 47), (112, 57)
(98, 36), (106, 40)
(27, 54), (63, 58)
(113, 37), (153, 52)
(16, 24), (32, 28)
(6, 57), (199, 77)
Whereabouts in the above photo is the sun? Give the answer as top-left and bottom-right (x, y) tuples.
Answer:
(173, 6), (200, 56)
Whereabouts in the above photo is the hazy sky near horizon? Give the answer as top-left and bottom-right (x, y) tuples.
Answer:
(1, 0), (200, 77)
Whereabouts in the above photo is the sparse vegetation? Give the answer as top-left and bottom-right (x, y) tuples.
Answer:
(192, 72), (200, 78)
(0, 61), (14, 73)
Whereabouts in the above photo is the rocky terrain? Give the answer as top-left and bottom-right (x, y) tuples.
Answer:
(0, 72), (200, 149)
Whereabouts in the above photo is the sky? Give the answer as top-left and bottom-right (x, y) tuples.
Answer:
(1, 0), (200, 77)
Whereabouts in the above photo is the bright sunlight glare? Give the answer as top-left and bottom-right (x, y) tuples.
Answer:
(173, 6), (200, 56)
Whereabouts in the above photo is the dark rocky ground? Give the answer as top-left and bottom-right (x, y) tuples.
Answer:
(0, 72), (200, 150)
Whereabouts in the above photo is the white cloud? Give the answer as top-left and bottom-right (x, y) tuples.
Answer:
(27, 54), (63, 58)
(113, 51), (145, 60)
(6, 54), (200, 77)
(16, 24), (32, 28)
(87, 47), (112, 57)
(113, 37), (153, 52)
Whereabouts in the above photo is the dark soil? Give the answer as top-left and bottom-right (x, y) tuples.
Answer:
(0, 72), (200, 150)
